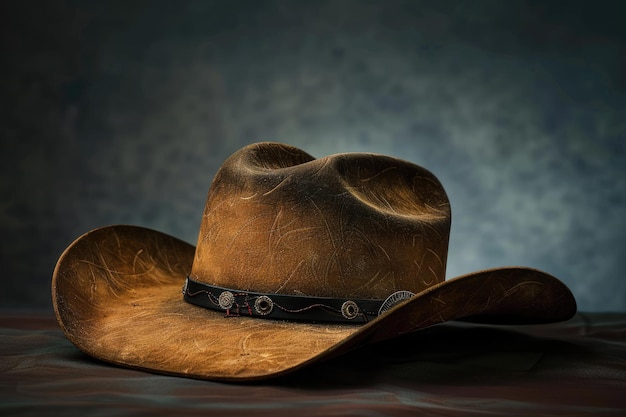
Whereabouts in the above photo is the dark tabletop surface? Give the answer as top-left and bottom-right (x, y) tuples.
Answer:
(2, 311), (625, 416)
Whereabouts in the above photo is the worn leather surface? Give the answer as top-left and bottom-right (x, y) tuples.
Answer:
(191, 142), (451, 299)
(51, 224), (575, 381)
(2, 312), (625, 416)
(50, 143), (575, 381)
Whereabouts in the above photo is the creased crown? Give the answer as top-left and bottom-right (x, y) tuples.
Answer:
(190, 142), (451, 299)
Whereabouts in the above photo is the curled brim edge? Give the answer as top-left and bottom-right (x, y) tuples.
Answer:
(52, 225), (577, 381)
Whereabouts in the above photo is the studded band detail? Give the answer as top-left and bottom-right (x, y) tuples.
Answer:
(183, 277), (414, 324)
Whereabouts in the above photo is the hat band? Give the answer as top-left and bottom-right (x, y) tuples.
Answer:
(183, 277), (414, 324)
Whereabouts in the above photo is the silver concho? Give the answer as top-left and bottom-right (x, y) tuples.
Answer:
(341, 300), (360, 320)
(181, 278), (189, 295)
(254, 295), (274, 315)
(378, 290), (415, 316)
(218, 291), (235, 309)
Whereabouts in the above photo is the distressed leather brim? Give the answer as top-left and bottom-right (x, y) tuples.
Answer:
(52, 225), (576, 381)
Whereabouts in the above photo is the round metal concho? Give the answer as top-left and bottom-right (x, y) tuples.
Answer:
(254, 295), (274, 315)
(341, 300), (360, 320)
(378, 290), (415, 316)
(218, 291), (235, 310)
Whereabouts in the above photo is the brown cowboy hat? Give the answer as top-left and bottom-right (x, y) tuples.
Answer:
(52, 142), (576, 381)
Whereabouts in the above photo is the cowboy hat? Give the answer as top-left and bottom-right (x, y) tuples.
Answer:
(52, 142), (576, 381)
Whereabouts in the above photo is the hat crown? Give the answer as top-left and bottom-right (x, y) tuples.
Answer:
(190, 142), (451, 299)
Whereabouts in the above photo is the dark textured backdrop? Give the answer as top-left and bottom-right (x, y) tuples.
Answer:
(2, 0), (625, 312)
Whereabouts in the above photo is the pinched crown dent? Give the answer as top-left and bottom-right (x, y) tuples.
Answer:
(333, 153), (450, 220)
(244, 142), (316, 171)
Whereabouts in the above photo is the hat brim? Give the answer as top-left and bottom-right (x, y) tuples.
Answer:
(52, 225), (576, 381)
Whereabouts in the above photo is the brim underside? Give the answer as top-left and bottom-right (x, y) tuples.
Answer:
(52, 225), (576, 381)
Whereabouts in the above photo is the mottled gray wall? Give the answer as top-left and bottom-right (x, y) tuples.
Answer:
(2, 0), (625, 312)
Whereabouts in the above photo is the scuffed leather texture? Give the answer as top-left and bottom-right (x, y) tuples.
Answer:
(52, 224), (575, 381)
(52, 224), (360, 380)
(191, 142), (451, 299)
(2, 312), (625, 415)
